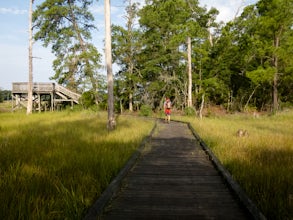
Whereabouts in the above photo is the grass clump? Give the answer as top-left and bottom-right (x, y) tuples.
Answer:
(0, 111), (155, 219)
(178, 111), (293, 220)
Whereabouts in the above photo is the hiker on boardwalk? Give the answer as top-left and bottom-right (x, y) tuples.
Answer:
(164, 97), (172, 123)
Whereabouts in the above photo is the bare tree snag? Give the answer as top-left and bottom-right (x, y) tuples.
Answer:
(187, 36), (192, 108)
(105, 0), (116, 130)
(27, 0), (33, 115)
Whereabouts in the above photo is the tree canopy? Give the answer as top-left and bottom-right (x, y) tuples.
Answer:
(33, 0), (102, 96)
(32, 0), (293, 113)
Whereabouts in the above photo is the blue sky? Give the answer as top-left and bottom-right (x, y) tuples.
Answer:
(0, 0), (257, 90)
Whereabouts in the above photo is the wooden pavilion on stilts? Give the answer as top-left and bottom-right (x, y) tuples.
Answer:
(11, 82), (81, 112)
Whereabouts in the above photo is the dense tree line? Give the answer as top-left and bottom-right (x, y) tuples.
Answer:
(0, 90), (11, 102)
(33, 0), (293, 113)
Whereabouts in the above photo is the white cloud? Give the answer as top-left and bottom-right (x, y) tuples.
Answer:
(199, 0), (257, 22)
(0, 7), (27, 15)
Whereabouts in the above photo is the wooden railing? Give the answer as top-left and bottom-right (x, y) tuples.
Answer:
(55, 84), (81, 102)
(12, 82), (54, 93)
(12, 82), (81, 103)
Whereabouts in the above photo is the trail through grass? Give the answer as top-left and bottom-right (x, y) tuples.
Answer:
(0, 111), (155, 219)
(175, 111), (293, 220)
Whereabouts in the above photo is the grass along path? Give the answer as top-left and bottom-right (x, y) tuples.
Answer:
(175, 111), (293, 220)
(0, 111), (155, 219)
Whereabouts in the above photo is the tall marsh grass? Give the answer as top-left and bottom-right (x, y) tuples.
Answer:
(0, 111), (154, 219)
(179, 111), (293, 220)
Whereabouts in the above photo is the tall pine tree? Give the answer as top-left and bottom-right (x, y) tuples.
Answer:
(33, 0), (101, 94)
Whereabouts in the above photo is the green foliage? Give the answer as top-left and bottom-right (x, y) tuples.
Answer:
(246, 66), (275, 85)
(80, 91), (95, 109)
(33, 0), (102, 92)
(204, 0), (293, 111)
(31, 0), (293, 114)
(202, 78), (228, 105)
(139, 105), (153, 116)
(184, 107), (196, 116)
(137, 0), (208, 109)
(111, 1), (142, 111)
(0, 90), (11, 102)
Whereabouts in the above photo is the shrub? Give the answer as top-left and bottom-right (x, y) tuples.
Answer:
(184, 107), (196, 116)
(80, 91), (95, 109)
(139, 105), (152, 116)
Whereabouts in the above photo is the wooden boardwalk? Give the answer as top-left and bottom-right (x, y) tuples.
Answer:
(86, 121), (257, 219)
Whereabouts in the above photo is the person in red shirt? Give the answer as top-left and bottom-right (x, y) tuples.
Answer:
(164, 97), (171, 123)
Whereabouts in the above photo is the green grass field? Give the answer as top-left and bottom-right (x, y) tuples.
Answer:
(0, 110), (155, 219)
(177, 111), (293, 220)
(1, 101), (292, 219)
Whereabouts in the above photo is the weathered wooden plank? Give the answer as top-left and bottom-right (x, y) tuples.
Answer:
(103, 205), (249, 220)
(134, 162), (215, 168)
(125, 175), (225, 184)
(130, 168), (220, 176)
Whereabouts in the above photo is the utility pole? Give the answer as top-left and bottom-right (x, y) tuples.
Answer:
(27, 0), (33, 115)
(105, 0), (116, 130)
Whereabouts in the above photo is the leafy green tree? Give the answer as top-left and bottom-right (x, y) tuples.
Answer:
(112, 1), (142, 112)
(278, 27), (293, 106)
(33, 0), (102, 96)
(138, 0), (207, 109)
(201, 22), (237, 109)
(190, 6), (220, 110)
(207, 0), (293, 111)
(0, 90), (12, 102)
(255, 0), (293, 111)
(79, 91), (95, 109)
(229, 0), (293, 111)
(0, 89), (3, 103)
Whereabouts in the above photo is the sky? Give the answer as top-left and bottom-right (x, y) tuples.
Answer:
(0, 0), (257, 90)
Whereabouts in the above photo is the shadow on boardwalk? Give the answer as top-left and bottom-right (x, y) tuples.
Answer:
(85, 120), (261, 220)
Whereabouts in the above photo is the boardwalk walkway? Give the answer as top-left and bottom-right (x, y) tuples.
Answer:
(87, 120), (255, 219)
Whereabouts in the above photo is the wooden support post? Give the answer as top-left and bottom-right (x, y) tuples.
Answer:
(11, 94), (14, 111)
(51, 92), (54, 111)
(38, 93), (41, 113)
(16, 94), (20, 109)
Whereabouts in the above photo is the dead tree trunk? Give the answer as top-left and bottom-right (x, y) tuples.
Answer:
(187, 36), (192, 108)
(105, 0), (116, 130)
(27, 0), (33, 115)
(273, 35), (280, 112)
(199, 93), (205, 120)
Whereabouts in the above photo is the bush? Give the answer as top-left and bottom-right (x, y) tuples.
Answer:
(280, 101), (293, 110)
(184, 107), (196, 116)
(80, 91), (95, 109)
(139, 105), (152, 116)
